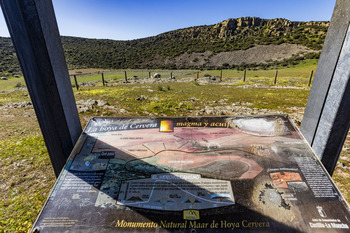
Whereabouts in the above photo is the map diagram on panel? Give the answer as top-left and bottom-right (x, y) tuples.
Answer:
(117, 173), (234, 211)
(91, 126), (269, 180)
(89, 118), (294, 210)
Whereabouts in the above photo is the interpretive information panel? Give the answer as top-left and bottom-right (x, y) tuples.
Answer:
(31, 116), (350, 232)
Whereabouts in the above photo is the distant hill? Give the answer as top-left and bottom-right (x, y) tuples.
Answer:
(0, 37), (18, 74)
(0, 17), (329, 74)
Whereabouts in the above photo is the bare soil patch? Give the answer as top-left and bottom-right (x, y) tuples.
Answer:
(145, 44), (318, 68)
(69, 68), (108, 75)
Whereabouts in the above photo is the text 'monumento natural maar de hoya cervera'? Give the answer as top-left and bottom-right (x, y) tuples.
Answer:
(31, 115), (350, 232)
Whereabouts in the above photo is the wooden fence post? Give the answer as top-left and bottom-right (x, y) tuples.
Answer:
(73, 75), (79, 90)
(308, 70), (314, 87)
(243, 69), (246, 82)
(274, 70), (278, 85)
(220, 70), (223, 82)
(124, 71), (128, 82)
(102, 72), (105, 86)
(149, 71), (151, 79)
(170, 72), (173, 79)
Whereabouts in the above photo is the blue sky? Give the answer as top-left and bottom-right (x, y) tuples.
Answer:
(0, 0), (336, 40)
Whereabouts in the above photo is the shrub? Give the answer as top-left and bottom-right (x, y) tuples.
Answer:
(15, 82), (24, 88)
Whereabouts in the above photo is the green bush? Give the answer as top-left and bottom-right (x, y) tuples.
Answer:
(15, 82), (24, 88)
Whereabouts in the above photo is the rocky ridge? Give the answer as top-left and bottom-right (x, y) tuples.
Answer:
(1, 17), (328, 73)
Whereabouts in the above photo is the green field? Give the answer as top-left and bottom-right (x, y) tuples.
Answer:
(0, 59), (318, 92)
(66, 59), (318, 89)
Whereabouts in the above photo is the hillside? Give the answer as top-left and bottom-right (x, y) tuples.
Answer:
(0, 37), (17, 73)
(0, 17), (329, 73)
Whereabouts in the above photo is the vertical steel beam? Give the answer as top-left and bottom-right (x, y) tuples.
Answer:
(301, 0), (350, 174)
(0, 0), (82, 176)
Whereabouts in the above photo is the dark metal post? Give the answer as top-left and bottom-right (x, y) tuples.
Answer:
(274, 70), (278, 85)
(149, 71), (151, 79)
(0, 0), (82, 176)
(243, 69), (246, 82)
(308, 70), (314, 87)
(170, 72), (172, 79)
(73, 75), (79, 90)
(220, 70), (222, 81)
(301, 0), (350, 174)
(102, 72), (105, 86)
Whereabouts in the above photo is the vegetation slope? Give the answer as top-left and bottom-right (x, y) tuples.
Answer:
(0, 17), (328, 74)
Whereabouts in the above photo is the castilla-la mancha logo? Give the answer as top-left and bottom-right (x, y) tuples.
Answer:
(183, 210), (200, 220)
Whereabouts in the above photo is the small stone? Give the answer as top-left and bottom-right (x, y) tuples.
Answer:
(136, 95), (148, 101)
(96, 100), (108, 106)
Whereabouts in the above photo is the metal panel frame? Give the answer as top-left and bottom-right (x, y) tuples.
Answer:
(301, 0), (350, 175)
(0, 0), (82, 176)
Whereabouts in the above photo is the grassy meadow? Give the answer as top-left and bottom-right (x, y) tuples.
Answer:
(67, 59), (318, 88)
(1, 59), (349, 232)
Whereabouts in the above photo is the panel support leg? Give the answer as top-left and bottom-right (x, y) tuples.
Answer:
(0, 0), (82, 176)
(301, 0), (350, 175)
